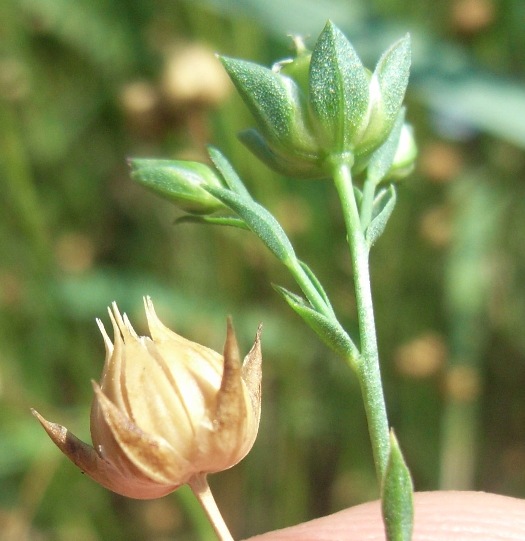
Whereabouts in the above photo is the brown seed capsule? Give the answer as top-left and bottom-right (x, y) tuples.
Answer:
(33, 298), (262, 499)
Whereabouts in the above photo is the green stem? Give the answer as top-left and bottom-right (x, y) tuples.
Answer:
(332, 159), (390, 482)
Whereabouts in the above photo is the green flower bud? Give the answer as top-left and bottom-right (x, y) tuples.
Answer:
(221, 21), (411, 179)
(273, 36), (311, 98)
(129, 159), (226, 214)
(220, 55), (325, 179)
(366, 108), (417, 185)
(386, 123), (417, 181)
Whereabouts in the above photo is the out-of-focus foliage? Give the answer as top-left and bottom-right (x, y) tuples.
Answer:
(1, 0), (525, 539)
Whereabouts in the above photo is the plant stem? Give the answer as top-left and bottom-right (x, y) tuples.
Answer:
(189, 474), (234, 541)
(332, 159), (390, 482)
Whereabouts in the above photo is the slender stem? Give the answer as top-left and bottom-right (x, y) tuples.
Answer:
(189, 474), (234, 541)
(332, 159), (390, 482)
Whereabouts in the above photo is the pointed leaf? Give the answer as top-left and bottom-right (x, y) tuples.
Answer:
(273, 285), (359, 363)
(207, 146), (251, 198)
(365, 185), (397, 247)
(298, 259), (333, 312)
(174, 215), (249, 230)
(309, 21), (369, 152)
(381, 431), (414, 541)
(204, 185), (296, 263)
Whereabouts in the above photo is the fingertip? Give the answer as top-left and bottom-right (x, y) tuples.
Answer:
(245, 491), (525, 540)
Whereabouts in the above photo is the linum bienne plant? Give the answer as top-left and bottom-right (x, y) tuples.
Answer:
(35, 20), (417, 541)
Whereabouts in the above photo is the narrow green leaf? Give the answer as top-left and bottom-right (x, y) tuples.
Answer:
(367, 109), (406, 185)
(375, 34), (411, 127)
(174, 215), (249, 229)
(298, 260), (333, 312)
(309, 21), (369, 152)
(273, 284), (359, 363)
(381, 431), (414, 541)
(207, 146), (252, 199)
(365, 185), (397, 247)
(204, 185), (296, 263)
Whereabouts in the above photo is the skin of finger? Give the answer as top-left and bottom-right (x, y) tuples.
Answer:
(244, 491), (525, 540)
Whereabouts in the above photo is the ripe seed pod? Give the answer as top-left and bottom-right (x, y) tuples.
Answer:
(33, 298), (262, 499)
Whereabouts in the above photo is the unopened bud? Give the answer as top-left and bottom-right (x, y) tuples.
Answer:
(386, 123), (417, 180)
(130, 159), (226, 214)
(221, 22), (412, 179)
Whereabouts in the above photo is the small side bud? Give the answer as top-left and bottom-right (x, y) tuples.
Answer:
(381, 430), (414, 541)
(273, 36), (311, 97)
(386, 123), (417, 181)
(129, 159), (226, 214)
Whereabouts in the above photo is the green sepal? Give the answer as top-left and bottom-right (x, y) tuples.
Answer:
(239, 129), (326, 179)
(207, 146), (251, 199)
(367, 109), (406, 186)
(220, 56), (317, 155)
(359, 35), (411, 153)
(174, 215), (249, 230)
(129, 159), (225, 214)
(381, 430), (414, 541)
(309, 20), (369, 153)
(204, 184), (296, 263)
(365, 185), (397, 248)
(375, 34), (411, 130)
(273, 284), (358, 363)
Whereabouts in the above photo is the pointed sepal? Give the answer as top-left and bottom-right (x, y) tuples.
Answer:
(309, 21), (370, 153)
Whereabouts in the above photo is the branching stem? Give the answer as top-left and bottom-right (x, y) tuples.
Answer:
(332, 159), (390, 482)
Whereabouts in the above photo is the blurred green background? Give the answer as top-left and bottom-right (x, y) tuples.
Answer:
(2, 0), (525, 539)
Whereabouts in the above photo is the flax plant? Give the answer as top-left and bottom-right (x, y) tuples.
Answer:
(131, 21), (416, 540)
(36, 21), (416, 541)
